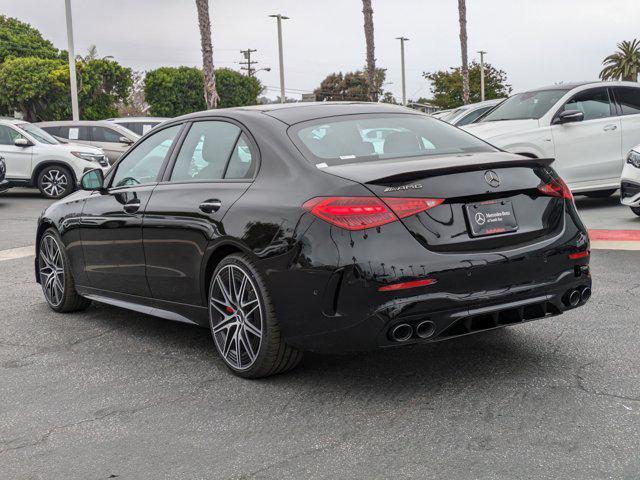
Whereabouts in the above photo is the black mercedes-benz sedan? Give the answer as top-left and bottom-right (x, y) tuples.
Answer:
(35, 102), (591, 378)
(0, 156), (10, 193)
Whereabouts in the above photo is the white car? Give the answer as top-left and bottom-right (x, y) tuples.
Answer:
(107, 116), (169, 136)
(438, 98), (503, 126)
(621, 145), (640, 215)
(463, 81), (640, 197)
(0, 118), (109, 199)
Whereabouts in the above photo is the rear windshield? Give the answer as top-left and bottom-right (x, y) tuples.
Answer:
(481, 89), (569, 122)
(290, 114), (495, 166)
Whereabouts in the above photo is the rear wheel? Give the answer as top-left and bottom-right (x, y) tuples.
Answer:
(631, 207), (640, 217)
(583, 189), (616, 199)
(208, 253), (302, 378)
(37, 165), (74, 199)
(39, 228), (91, 312)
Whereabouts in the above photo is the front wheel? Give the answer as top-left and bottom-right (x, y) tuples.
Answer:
(208, 254), (302, 378)
(631, 207), (640, 217)
(39, 228), (91, 312)
(37, 165), (74, 199)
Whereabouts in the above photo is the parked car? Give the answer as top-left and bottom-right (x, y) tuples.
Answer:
(35, 102), (591, 378)
(0, 156), (9, 193)
(0, 118), (109, 199)
(463, 81), (640, 197)
(107, 117), (169, 136)
(36, 120), (140, 164)
(620, 144), (640, 216)
(430, 109), (452, 119)
(438, 98), (504, 126)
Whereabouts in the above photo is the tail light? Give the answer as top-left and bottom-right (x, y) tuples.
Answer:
(538, 177), (572, 200)
(303, 196), (444, 231)
(378, 278), (437, 292)
(568, 250), (589, 260)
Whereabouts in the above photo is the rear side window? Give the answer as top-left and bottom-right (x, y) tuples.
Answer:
(170, 121), (254, 182)
(92, 126), (123, 143)
(291, 114), (495, 166)
(50, 125), (90, 141)
(561, 88), (613, 121)
(615, 87), (640, 116)
(455, 106), (491, 126)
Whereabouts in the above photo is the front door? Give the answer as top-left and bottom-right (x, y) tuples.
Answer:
(143, 120), (257, 305)
(551, 87), (621, 188)
(90, 125), (130, 164)
(80, 124), (183, 296)
(0, 125), (32, 180)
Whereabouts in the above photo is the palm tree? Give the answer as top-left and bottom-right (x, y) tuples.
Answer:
(600, 39), (640, 82)
(361, 0), (377, 102)
(195, 0), (219, 108)
(457, 0), (470, 104)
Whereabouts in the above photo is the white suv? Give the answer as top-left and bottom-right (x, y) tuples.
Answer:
(463, 81), (640, 197)
(0, 118), (109, 198)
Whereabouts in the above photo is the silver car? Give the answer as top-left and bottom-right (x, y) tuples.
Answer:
(35, 120), (140, 164)
(107, 116), (169, 136)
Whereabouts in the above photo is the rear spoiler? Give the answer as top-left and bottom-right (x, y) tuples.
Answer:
(321, 153), (555, 185)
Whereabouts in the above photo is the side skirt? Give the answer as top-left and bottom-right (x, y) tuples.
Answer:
(76, 286), (209, 327)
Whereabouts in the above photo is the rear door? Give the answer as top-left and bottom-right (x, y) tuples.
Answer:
(80, 124), (183, 296)
(613, 86), (640, 158)
(0, 124), (32, 180)
(550, 87), (621, 187)
(143, 119), (257, 305)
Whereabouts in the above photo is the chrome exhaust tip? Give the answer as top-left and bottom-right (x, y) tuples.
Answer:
(568, 289), (581, 307)
(415, 320), (436, 339)
(389, 323), (412, 342)
(580, 286), (591, 303)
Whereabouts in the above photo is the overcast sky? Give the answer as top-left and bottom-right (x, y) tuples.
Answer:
(3, 0), (639, 101)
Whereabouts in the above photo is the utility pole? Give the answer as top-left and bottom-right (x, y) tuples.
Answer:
(269, 14), (289, 103)
(240, 49), (257, 76)
(478, 50), (487, 102)
(396, 37), (409, 106)
(64, 0), (79, 120)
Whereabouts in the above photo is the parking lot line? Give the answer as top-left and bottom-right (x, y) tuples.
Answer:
(0, 245), (35, 261)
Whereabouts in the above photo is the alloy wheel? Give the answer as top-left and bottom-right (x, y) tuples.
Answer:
(210, 264), (263, 370)
(39, 235), (65, 307)
(41, 169), (68, 197)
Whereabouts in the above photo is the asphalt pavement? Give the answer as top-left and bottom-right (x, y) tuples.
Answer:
(1, 188), (639, 480)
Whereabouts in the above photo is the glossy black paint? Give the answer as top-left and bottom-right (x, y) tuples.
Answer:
(36, 103), (591, 354)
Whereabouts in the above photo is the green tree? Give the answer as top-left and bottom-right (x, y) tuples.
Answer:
(144, 66), (262, 116)
(423, 61), (511, 109)
(78, 59), (132, 119)
(0, 15), (58, 63)
(314, 68), (387, 101)
(600, 39), (640, 81)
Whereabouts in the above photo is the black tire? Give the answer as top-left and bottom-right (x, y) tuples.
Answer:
(631, 207), (640, 217)
(583, 189), (616, 199)
(39, 228), (91, 313)
(208, 253), (302, 378)
(37, 165), (75, 199)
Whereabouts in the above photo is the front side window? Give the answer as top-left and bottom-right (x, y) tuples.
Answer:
(561, 88), (612, 121)
(292, 114), (495, 166)
(482, 89), (569, 122)
(92, 126), (124, 143)
(170, 121), (244, 182)
(615, 87), (640, 116)
(0, 125), (25, 145)
(111, 124), (181, 188)
(455, 106), (492, 126)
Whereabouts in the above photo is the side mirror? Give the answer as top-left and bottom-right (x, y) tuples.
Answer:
(119, 136), (134, 145)
(14, 137), (32, 147)
(81, 168), (105, 191)
(553, 109), (584, 125)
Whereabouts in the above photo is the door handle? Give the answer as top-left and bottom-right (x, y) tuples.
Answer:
(199, 199), (222, 213)
(123, 199), (141, 214)
(603, 124), (618, 131)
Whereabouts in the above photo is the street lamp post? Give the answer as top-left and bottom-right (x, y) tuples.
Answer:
(64, 0), (79, 120)
(269, 14), (289, 103)
(396, 37), (409, 106)
(478, 50), (487, 102)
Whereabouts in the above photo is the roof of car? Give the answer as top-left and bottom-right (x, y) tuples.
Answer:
(0, 117), (27, 125)
(526, 80), (640, 92)
(35, 120), (126, 127)
(174, 102), (423, 126)
(108, 117), (168, 122)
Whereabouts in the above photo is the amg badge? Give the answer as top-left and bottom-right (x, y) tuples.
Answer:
(384, 183), (423, 193)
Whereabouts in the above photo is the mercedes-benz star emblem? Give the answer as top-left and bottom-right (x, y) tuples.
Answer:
(475, 212), (486, 225)
(484, 170), (500, 188)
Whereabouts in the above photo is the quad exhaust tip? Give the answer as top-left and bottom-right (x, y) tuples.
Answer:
(580, 286), (591, 303)
(568, 289), (581, 307)
(390, 323), (412, 342)
(416, 320), (436, 339)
